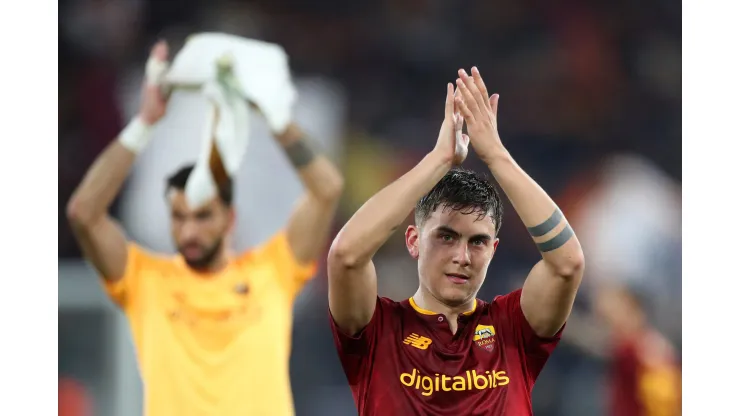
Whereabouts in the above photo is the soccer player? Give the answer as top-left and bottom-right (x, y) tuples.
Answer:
(66, 42), (344, 416)
(328, 67), (585, 415)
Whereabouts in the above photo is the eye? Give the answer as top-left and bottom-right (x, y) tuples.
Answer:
(440, 234), (453, 242)
(472, 239), (485, 246)
(195, 211), (212, 221)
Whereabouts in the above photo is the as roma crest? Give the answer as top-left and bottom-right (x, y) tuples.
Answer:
(473, 324), (496, 352)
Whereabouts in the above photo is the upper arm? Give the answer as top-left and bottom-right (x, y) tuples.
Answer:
(520, 259), (584, 338)
(327, 238), (378, 337)
(286, 193), (340, 265)
(494, 290), (563, 383)
(329, 296), (388, 387)
(70, 216), (129, 282)
(253, 231), (318, 299)
(70, 216), (152, 308)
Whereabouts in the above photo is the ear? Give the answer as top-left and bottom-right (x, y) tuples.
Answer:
(226, 206), (236, 233)
(491, 238), (500, 256)
(405, 225), (420, 259)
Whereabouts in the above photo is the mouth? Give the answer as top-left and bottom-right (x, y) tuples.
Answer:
(445, 273), (470, 284)
(182, 245), (203, 259)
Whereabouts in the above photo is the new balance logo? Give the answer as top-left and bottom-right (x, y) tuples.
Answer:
(403, 333), (432, 350)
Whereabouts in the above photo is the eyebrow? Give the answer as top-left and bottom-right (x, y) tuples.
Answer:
(436, 226), (492, 242)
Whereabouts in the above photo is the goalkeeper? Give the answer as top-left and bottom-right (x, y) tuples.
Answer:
(66, 41), (344, 416)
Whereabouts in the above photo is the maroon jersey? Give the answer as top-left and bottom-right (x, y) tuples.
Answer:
(609, 334), (681, 416)
(330, 289), (563, 416)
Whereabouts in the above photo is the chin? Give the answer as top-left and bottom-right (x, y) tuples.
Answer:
(184, 256), (211, 270)
(437, 285), (475, 305)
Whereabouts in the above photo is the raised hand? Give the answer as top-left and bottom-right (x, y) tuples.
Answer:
(139, 40), (170, 125)
(433, 83), (470, 166)
(454, 67), (504, 165)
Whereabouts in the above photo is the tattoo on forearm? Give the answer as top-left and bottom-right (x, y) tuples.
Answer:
(527, 209), (564, 237)
(536, 224), (574, 252)
(284, 138), (316, 168)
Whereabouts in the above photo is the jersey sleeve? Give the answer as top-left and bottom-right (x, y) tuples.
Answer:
(329, 297), (390, 385)
(101, 243), (154, 311)
(493, 289), (564, 383)
(254, 231), (318, 299)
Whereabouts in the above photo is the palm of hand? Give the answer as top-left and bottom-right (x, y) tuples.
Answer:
(452, 112), (469, 165)
(435, 83), (470, 165)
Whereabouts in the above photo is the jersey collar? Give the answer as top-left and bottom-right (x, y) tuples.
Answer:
(408, 296), (477, 317)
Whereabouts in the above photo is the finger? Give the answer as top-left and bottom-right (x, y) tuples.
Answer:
(457, 70), (486, 117)
(460, 68), (488, 114)
(456, 77), (479, 120)
(445, 82), (454, 118)
(151, 40), (169, 61)
(453, 87), (463, 115)
(146, 41), (170, 87)
(471, 67), (491, 110)
(489, 94), (500, 118)
(455, 95), (475, 122)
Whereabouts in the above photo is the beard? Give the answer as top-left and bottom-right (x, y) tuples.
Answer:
(178, 238), (224, 270)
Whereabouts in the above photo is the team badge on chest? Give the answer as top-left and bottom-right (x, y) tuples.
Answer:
(473, 325), (496, 352)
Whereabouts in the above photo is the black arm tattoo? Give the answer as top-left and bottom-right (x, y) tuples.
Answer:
(528, 208), (575, 252)
(536, 224), (574, 252)
(527, 209), (563, 237)
(284, 138), (316, 168)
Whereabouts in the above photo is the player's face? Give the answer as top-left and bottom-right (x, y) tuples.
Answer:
(168, 190), (234, 269)
(406, 208), (499, 305)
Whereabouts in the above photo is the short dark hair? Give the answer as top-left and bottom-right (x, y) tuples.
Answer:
(415, 168), (503, 234)
(165, 164), (234, 206)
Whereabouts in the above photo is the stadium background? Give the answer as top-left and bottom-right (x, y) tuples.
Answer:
(58, 0), (681, 415)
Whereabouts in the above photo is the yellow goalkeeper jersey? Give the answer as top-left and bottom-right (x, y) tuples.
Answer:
(102, 231), (316, 416)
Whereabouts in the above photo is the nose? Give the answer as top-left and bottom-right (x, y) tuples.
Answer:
(180, 219), (199, 241)
(451, 243), (471, 267)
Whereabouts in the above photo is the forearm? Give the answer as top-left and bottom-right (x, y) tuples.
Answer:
(67, 140), (137, 227)
(332, 151), (451, 266)
(275, 123), (344, 202)
(486, 150), (583, 274)
(68, 42), (164, 230)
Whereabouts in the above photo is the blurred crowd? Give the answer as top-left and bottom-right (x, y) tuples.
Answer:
(59, 0), (681, 415)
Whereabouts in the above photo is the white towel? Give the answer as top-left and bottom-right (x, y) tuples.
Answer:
(163, 33), (296, 208)
(166, 33), (296, 133)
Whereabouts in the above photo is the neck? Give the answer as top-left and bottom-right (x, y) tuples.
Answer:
(187, 248), (232, 276)
(208, 254), (231, 272)
(412, 286), (476, 319)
